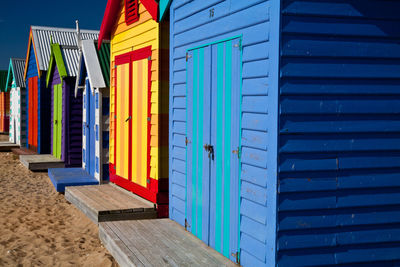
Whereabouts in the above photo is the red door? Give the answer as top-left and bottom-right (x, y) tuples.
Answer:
(28, 77), (38, 149)
(111, 47), (154, 202)
(0, 93), (4, 132)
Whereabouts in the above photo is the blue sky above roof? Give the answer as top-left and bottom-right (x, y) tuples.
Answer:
(0, 0), (107, 70)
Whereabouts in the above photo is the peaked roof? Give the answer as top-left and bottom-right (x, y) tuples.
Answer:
(98, 0), (159, 48)
(5, 58), (26, 91)
(24, 26), (99, 79)
(46, 43), (80, 87)
(75, 40), (111, 96)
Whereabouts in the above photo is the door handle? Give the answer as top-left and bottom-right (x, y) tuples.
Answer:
(204, 144), (214, 160)
(125, 116), (132, 122)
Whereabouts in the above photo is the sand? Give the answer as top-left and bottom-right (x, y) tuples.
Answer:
(0, 135), (118, 267)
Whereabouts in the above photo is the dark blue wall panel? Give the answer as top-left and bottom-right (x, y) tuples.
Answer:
(277, 1), (400, 266)
(64, 77), (82, 167)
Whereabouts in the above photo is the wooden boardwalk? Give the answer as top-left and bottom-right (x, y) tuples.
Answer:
(0, 142), (19, 152)
(99, 219), (237, 267)
(19, 154), (64, 171)
(65, 184), (157, 223)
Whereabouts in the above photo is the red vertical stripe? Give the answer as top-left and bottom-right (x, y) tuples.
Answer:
(147, 59), (152, 190)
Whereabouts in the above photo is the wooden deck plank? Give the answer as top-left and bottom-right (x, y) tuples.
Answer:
(19, 154), (64, 171)
(65, 187), (103, 223)
(100, 184), (155, 211)
(84, 186), (116, 210)
(99, 219), (238, 267)
(65, 184), (157, 224)
(0, 142), (19, 152)
(108, 221), (154, 266)
(93, 186), (136, 211)
(99, 222), (146, 267)
(135, 220), (193, 266)
(148, 219), (225, 266)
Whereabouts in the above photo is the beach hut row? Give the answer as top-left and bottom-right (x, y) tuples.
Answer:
(3, 0), (400, 266)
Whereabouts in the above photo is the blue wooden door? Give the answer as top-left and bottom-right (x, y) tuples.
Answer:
(187, 37), (241, 262)
(85, 80), (96, 177)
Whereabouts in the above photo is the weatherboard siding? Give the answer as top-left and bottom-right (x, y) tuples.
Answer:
(169, 1), (280, 266)
(277, 1), (400, 266)
(64, 78), (83, 167)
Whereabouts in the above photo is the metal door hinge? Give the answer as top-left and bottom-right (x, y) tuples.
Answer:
(186, 53), (192, 62)
(148, 56), (151, 61)
(147, 178), (150, 184)
(185, 137), (191, 146)
(231, 251), (240, 265)
(234, 39), (242, 51)
(232, 147), (241, 159)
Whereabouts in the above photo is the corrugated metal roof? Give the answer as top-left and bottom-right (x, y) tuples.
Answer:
(60, 45), (80, 77)
(96, 41), (110, 88)
(11, 58), (26, 88)
(31, 26), (99, 72)
(74, 40), (110, 97)
(81, 40), (106, 89)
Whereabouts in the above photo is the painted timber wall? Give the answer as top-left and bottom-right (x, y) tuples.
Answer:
(169, 0), (280, 266)
(82, 81), (110, 181)
(108, 0), (169, 215)
(25, 42), (50, 153)
(9, 84), (26, 146)
(80, 40), (110, 182)
(7, 59), (27, 146)
(0, 92), (10, 133)
(49, 67), (82, 167)
(277, 1), (400, 266)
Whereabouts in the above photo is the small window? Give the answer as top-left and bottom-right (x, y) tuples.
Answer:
(125, 0), (139, 25)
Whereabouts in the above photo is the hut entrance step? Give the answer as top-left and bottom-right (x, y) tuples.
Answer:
(99, 219), (238, 267)
(11, 147), (36, 156)
(0, 141), (19, 152)
(19, 154), (64, 171)
(65, 184), (157, 224)
(48, 168), (98, 193)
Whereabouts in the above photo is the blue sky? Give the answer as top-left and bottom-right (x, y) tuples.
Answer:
(0, 0), (107, 70)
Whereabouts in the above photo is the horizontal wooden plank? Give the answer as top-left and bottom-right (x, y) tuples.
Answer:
(280, 97), (400, 115)
(281, 78), (400, 95)
(280, 115), (400, 134)
(282, 15), (400, 38)
(282, 0), (400, 20)
(280, 134), (400, 153)
(282, 36), (400, 59)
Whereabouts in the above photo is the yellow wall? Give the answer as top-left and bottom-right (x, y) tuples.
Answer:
(110, 0), (165, 183)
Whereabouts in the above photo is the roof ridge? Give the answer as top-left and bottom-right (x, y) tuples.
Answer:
(31, 25), (99, 33)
